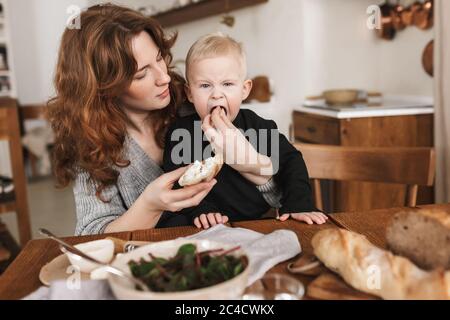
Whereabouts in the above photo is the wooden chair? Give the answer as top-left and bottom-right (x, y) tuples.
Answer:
(0, 98), (32, 246)
(18, 103), (48, 178)
(294, 143), (436, 212)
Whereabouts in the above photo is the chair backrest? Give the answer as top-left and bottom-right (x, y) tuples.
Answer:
(18, 103), (46, 121)
(293, 143), (436, 211)
(0, 107), (9, 141)
(18, 103), (47, 135)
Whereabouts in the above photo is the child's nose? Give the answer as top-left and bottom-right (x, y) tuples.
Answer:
(211, 88), (224, 99)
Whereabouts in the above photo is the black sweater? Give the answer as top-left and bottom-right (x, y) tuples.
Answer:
(158, 109), (314, 227)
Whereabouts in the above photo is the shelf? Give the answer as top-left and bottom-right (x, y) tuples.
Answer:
(152, 0), (269, 28)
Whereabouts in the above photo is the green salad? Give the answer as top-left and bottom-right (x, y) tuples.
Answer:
(128, 243), (248, 292)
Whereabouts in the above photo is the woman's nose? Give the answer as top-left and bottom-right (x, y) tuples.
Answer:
(155, 65), (171, 86)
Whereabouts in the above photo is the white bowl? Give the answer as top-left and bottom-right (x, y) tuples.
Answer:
(108, 239), (250, 300)
(65, 239), (115, 273)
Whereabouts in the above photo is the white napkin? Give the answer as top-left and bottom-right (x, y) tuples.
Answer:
(185, 224), (302, 285)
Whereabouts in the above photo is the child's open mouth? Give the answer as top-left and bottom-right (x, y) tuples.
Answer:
(210, 105), (228, 115)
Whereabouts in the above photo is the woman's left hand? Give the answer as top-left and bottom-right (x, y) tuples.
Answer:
(202, 108), (273, 184)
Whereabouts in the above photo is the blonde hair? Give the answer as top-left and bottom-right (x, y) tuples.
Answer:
(185, 32), (247, 82)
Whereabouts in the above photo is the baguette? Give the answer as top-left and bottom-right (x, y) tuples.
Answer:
(386, 208), (450, 270)
(178, 155), (223, 187)
(311, 228), (450, 300)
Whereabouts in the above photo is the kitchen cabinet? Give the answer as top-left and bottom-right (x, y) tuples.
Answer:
(292, 108), (434, 213)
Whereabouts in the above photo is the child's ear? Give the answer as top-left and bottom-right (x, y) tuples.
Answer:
(242, 79), (253, 101)
(185, 83), (194, 103)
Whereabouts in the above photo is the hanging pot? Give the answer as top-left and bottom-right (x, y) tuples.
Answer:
(377, 1), (396, 40)
(401, 1), (422, 26)
(390, 1), (406, 31)
(414, 0), (433, 30)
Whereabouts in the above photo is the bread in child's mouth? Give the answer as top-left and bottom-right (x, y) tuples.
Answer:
(178, 154), (223, 187)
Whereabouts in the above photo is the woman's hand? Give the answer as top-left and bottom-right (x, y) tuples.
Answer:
(143, 166), (216, 213)
(202, 108), (273, 185)
(193, 213), (229, 229)
(105, 166), (214, 234)
(278, 212), (329, 225)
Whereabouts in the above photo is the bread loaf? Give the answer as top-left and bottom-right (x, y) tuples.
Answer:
(311, 228), (450, 300)
(386, 208), (450, 270)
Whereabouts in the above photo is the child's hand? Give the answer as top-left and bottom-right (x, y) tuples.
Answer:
(193, 213), (229, 229)
(202, 108), (273, 177)
(278, 212), (328, 225)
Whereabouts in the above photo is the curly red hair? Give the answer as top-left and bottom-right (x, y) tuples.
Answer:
(46, 3), (186, 201)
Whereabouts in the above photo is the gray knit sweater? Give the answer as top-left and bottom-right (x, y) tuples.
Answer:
(73, 135), (282, 235)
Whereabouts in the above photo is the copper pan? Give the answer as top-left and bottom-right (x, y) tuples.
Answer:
(377, 1), (396, 40)
(390, 1), (406, 31)
(401, 1), (422, 26)
(414, 0), (433, 30)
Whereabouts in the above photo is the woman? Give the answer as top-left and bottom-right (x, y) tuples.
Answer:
(47, 4), (281, 236)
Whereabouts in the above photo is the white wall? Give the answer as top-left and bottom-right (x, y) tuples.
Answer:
(303, 0), (379, 94)
(9, 0), (90, 104)
(302, 0), (433, 96)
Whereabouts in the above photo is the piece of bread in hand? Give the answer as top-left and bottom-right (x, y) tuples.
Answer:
(178, 155), (223, 187)
(386, 208), (450, 270)
(312, 228), (450, 300)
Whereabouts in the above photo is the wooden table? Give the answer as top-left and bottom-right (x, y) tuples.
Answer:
(0, 204), (446, 300)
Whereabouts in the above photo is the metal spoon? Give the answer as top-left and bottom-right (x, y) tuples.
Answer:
(39, 228), (149, 292)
